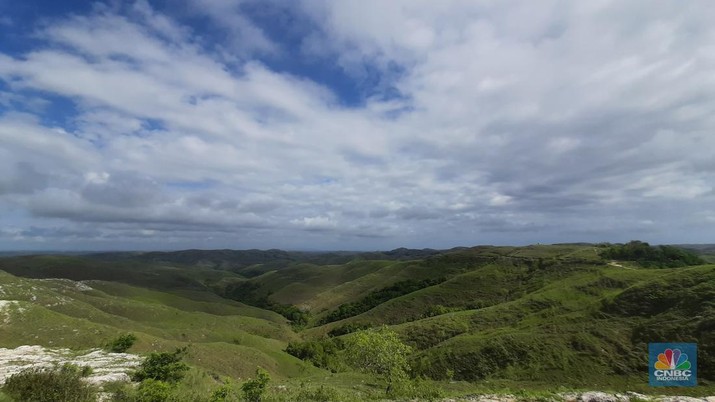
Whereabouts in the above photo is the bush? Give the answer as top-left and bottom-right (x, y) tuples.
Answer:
(422, 304), (452, 318)
(133, 347), (190, 383)
(2, 364), (97, 402)
(271, 304), (310, 328)
(135, 379), (171, 402)
(105, 381), (135, 402)
(241, 368), (270, 402)
(80, 365), (94, 377)
(109, 333), (138, 353)
(208, 379), (240, 402)
(327, 323), (372, 337)
(285, 338), (341, 370)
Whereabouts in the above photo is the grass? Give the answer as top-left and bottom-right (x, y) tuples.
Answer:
(298, 250), (714, 390)
(0, 270), (311, 380)
(1, 244), (714, 397)
(225, 260), (403, 308)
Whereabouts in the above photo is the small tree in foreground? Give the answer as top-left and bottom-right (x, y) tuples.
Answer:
(343, 326), (412, 394)
(133, 347), (189, 383)
(241, 368), (270, 402)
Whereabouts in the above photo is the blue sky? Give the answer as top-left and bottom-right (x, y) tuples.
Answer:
(1, 0), (714, 251)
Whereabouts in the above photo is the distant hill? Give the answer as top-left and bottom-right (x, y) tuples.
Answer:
(675, 244), (715, 263)
(86, 247), (446, 276)
(0, 255), (238, 292)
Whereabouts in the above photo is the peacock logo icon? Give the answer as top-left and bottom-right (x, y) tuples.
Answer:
(654, 348), (691, 370)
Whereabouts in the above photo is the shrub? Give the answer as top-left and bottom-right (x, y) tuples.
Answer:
(285, 338), (341, 370)
(135, 379), (171, 402)
(2, 364), (97, 402)
(133, 347), (190, 383)
(209, 379), (238, 402)
(271, 304), (310, 328)
(241, 368), (270, 402)
(104, 381), (135, 402)
(327, 323), (372, 337)
(109, 333), (138, 353)
(80, 365), (94, 377)
(422, 304), (452, 318)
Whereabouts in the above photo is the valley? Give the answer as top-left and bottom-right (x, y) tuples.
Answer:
(0, 243), (713, 401)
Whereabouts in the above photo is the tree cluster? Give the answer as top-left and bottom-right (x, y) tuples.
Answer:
(600, 241), (705, 268)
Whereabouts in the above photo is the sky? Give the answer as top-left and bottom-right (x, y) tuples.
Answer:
(0, 0), (714, 251)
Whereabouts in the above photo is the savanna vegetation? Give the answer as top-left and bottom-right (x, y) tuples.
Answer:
(0, 242), (714, 400)
(2, 364), (97, 402)
(319, 277), (446, 324)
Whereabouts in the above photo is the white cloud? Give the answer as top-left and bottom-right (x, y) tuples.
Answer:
(291, 216), (337, 230)
(184, 0), (279, 57)
(1, 0), (714, 249)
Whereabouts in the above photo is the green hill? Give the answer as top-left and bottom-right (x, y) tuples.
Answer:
(0, 270), (312, 380)
(1, 243), (713, 399)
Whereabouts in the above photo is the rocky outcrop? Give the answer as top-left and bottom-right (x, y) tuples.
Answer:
(453, 393), (715, 402)
(0, 345), (142, 386)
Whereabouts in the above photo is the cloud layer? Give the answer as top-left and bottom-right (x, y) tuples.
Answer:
(1, 0), (714, 250)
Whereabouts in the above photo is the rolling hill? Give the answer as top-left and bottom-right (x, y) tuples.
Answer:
(0, 242), (713, 400)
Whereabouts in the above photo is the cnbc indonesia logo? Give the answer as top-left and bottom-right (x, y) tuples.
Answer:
(654, 349), (691, 376)
(649, 343), (697, 387)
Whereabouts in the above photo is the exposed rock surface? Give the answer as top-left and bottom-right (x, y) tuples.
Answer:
(0, 344), (142, 386)
(454, 393), (715, 402)
(659, 398), (712, 402)
(575, 391), (623, 402)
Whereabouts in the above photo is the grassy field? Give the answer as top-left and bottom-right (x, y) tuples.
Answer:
(1, 243), (714, 399)
(0, 270), (314, 381)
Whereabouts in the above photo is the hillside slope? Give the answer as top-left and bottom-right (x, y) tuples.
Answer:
(294, 245), (715, 387)
(1, 243), (712, 393)
(0, 270), (315, 380)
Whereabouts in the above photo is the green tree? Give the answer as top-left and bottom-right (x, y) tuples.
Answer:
(285, 338), (341, 370)
(108, 333), (138, 353)
(133, 347), (189, 383)
(241, 368), (270, 402)
(343, 326), (412, 394)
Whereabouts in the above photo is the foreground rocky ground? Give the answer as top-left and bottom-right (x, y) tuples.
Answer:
(455, 392), (715, 402)
(0, 344), (142, 386)
(0, 344), (713, 402)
